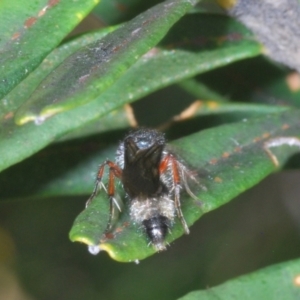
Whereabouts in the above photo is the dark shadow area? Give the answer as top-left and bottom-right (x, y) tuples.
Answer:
(0, 130), (127, 199)
(196, 56), (299, 106)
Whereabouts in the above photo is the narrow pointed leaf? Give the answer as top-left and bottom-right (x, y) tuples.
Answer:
(1, 26), (118, 121)
(0, 0), (98, 98)
(14, 0), (200, 124)
(93, 0), (162, 25)
(172, 101), (287, 120)
(70, 109), (300, 262)
(178, 258), (300, 300)
(178, 78), (230, 102)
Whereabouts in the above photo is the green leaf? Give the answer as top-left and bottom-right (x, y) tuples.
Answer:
(1, 26), (119, 121)
(178, 78), (230, 102)
(0, 14), (261, 173)
(0, 0), (98, 98)
(69, 109), (300, 262)
(172, 101), (287, 119)
(178, 258), (300, 300)
(14, 0), (200, 124)
(92, 0), (162, 25)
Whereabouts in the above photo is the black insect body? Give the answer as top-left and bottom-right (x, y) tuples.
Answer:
(86, 128), (198, 251)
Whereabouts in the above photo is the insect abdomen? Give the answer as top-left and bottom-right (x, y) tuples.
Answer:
(142, 216), (170, 251)
(130, 197), (175, 250)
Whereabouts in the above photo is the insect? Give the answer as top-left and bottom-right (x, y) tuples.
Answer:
(86, 128), (199, 251)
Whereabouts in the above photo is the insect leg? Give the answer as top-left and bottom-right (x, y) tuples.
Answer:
(160, 154), (190, 234)
(105, 164), (123, 232)
(176, 160), (201, 201)
(86, 161), (107, 207)
(86, 160), (122, 231)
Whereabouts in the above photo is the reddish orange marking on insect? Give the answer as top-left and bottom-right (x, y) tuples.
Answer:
(12, 32), (21, 40)
(222, 152), (230, 159)
(262, 132), (271, 139)
(48, 0), (60, 7)
(108, 173), (115, 196)
(171, 158), (180, 185)
(209, 158), (218, 165)
(282, 124), (289, 130)
(214, 177), (223, 183)
(110, 163), (122, 178)
(97, 165), (105, 178)
(160, 154), (180, 184)
(24, 17), (37, 28)
(294, 275), (300, 286)
(159, 157), (169, 174)
(234, 146), (241, 153)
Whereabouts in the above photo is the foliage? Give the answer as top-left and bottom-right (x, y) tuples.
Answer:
(1, 0), (300, 299)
